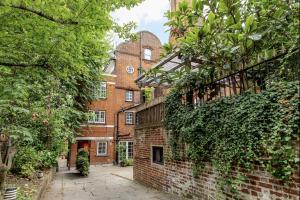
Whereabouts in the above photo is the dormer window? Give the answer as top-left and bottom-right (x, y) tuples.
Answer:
(144, 49), (152, 60)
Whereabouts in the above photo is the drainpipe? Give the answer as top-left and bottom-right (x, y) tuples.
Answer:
(115, 108), (125, 164)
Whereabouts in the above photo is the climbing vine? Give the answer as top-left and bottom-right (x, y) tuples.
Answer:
(164, 80), (299, 185)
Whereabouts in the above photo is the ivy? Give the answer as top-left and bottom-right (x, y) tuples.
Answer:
(164, 80), (299, 185)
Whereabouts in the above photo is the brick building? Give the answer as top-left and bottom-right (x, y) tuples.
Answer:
(68, 31), (161, 167)
(133, 1), (300, 200)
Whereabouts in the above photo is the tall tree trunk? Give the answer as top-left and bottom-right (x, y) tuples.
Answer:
(0, 140), (16, 194)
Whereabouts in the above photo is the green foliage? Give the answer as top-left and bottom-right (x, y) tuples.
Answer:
(125, 159), (134, 166)
(11, 147), (58, 178)
(164, 81), (300, 185)
(118, 144), (127, 165)
(0, 0), (140, 182)
(38, 150), (58, 170)
(118, 144), (133, 166)
(149, 0), (299, 84)
(142, 87), (154, 103)
(12, 147), (39, 178)
(76, 149), (89, 176)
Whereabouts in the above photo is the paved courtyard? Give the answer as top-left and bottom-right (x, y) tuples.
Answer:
(42, 160), (178, 200)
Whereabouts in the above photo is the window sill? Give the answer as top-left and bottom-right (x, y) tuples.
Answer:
(151, 162), (164, 169)
(96, 154), (108, 157)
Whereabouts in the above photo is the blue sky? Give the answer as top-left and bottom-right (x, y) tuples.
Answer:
(111, 0), (170, 45)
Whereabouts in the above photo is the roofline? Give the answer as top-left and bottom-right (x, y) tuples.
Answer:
(116, 30), (162, 50)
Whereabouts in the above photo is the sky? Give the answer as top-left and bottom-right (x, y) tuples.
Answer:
(111, 0), (170, 46)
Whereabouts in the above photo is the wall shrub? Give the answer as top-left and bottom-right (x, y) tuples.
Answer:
(164, 80), (299, 186)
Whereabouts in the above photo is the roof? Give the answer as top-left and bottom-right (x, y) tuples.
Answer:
(135, 50), (200, 87)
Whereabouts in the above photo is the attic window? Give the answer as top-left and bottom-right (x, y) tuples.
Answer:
(144, 49), (152, 60)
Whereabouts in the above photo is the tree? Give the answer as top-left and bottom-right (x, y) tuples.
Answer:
(148, 0), (299, 84)
(0, 0), (140, 192)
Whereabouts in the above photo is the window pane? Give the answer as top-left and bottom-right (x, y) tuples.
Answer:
(126, 91), (133, 101)
(89, 111), (105, 124)
(144, 49), (152, 60)
(128, 142), (133, 159)
(98, 142), (107, 155)
(125, 112), (134, 124)
(94, 82), (107, 99)
(94, 111), (100, 122)
(99, 111), (105, 123)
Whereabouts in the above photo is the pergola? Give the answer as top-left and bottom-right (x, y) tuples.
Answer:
(135, 50), (200, 87)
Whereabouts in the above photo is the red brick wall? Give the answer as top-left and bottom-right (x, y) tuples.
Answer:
(70, 140), (115, 167)
(134, 126), (300, 200)
(69, 31), (162, 166)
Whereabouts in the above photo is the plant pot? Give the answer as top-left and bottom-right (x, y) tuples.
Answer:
(37, 171), (44, 179)
(120, 161), (125, 167)
(4, 187), (17, 200)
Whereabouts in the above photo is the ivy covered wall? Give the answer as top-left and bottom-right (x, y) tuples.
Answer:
(164, 80), (300, 189)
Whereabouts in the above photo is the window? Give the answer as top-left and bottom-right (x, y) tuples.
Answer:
(118, 141), (133, 161)
(125, 112), (134, 125)
(144, 49), (152, 60)
(94, 82), (107, 99)
(88, 110), (106, 124)
(97, 141), (107, 156)
(126, 66), (134, 74)
(125, 90), (133, 102)
(127, 142), (133, 159)
(152, 146), (163, 165)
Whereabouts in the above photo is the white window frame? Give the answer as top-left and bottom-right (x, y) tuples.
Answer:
(125, 90), (133, 102)
(97, 141), (107, 156)
(95, 82), (107, 99)
(118, 141), (133, 161)
(144, 49), (152, 60)
(126, 66), (134, 74)
(125, 112), (134, 125)
(88, 110), (106, 124)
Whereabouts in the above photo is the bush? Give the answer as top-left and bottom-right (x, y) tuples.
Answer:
(76, 148), (89, 176)
(12, 147), (39, 178)
(38, 150), (58, 170)
(124, 159), (133, 166)
(118, 144), (133, 167)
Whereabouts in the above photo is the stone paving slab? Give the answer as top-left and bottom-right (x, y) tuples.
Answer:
(41, 160), (179, 200)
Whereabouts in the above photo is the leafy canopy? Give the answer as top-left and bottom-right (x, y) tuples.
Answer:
(147, 0), (299, 84)
(0, 0), (140, 153)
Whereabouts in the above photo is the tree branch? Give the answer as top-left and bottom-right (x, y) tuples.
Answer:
(0, 62), (45, 68)
(0, 59), (53, 70)
(0, 3), (79, 25)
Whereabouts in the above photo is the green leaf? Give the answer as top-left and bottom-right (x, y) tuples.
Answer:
(245, 15), (254, 32)
(208, 11), (215, 22)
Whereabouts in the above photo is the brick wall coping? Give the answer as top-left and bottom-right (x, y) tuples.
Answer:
(76, 137), (113, 141)
(135, 96), (165, 112)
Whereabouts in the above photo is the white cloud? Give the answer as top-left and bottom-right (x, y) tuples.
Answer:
(110, 0), (170, 47)
(111, 0), (169, 26)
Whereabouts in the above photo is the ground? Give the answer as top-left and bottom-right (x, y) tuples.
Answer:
(42, 160), (178, 200)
